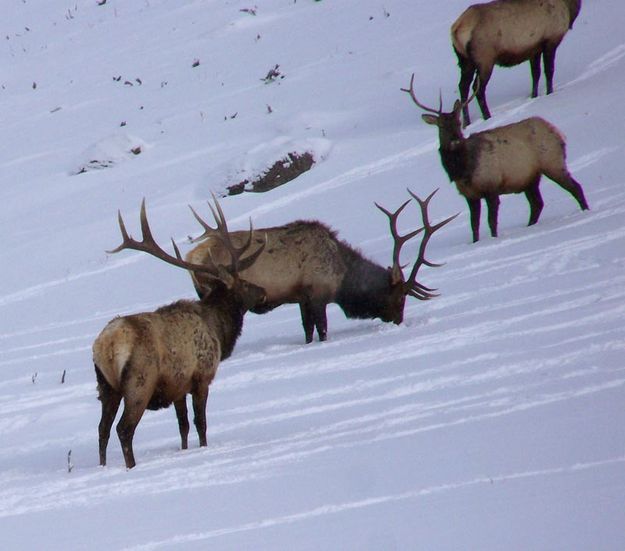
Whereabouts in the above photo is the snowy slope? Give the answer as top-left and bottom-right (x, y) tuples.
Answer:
(0, 1), (624, 549)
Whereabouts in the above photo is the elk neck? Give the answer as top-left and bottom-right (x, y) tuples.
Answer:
(197, 285), (247, 361)
(335, 243), (396, 321)
(438, 131), (480, 184)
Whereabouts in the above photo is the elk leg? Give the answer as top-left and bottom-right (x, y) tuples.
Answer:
(545, 170), (589, 211)
(299, 302), (315, 344)
(568, 177), (589, 210)
(456, 49), (476, 127)
(192, 387), (209, 447)
(485, 195), (500, 237)
(525, 183), (544, 225)
(311, 302), (328, 342)
(116, 397), (148, 469)
(543, 42), (559, 95)
(530, 51), (542, 98)
(466, 197), (482, 243)
(475, 65), (493, 120)
(174, 398), (190, 450)
(96, 367), (122, 467)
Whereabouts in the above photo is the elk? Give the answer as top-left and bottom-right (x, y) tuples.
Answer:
(93, 198), (266, 469)
(451, 0), (582, 126)
(186, 190), (457, 344)
(403, 74), (589, 242)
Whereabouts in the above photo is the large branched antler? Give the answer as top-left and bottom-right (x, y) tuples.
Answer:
(376, 189), (458, 301)
(374, 199), (424, 274)
(189, 193), (265, 274)
(108, 196), (265, 281)
(107, 199), (224, 278)
(404, 188), (459, 300)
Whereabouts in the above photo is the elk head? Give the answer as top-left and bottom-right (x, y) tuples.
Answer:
(108, 196), (267, 311)
(402, 73), (478, 145)
(375, 188), (458, 324)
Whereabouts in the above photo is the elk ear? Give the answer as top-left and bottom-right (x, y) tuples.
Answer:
(421, 114), (438, 126)
(453, 100), (462, 113)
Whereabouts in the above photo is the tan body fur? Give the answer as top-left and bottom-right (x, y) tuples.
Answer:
(187, 194), (455, 344)
(94, 198), (266, 469)
(94, 295), (254, 469)
(418, 94), (588, 242)
(452, 1), (572, 64)
(454, 117), (568, 199)
(187, 221), (346, 310)
(94, 302), (221, 408)
(451, 0), (581, 126)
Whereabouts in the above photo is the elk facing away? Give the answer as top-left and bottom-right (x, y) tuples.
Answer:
(93, 199), (266, 469)
(452, 0), (582, 126)
(186, 190), (457, 344)
(403, 75), (588, 243)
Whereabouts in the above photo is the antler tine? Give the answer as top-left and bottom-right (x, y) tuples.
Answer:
(188, 204), (217, 243)
(106, 199), (221, 277)
(375, 198), (424, 270)
(210, 195), (261, 273)
(404, 188), (459, 300)
(106, 209), (133, 254)
(188, 192), (230, 243)
(192, 194), (265, 275)
(401, 73), (442, 115)
(190, 196), (252, 257)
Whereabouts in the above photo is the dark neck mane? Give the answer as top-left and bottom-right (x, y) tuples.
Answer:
(439, 135), (481, 183)
(201, 285), (246, 360)
(335, 241), (392, 320)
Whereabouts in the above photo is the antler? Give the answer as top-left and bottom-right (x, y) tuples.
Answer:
(108, 197), (265, 280)
(404, 188), (459, 300)
(401, 73), (479, 114)
(401, 73), (442, 114)
(374, 199), (424, 273)
(107, 199), (225, 278)
(189, 193), (266, 274)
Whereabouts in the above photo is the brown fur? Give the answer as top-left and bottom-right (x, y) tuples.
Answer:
(451, 0), (582, 126)
(94, 284), (265, 469)
(186, 196), (453, 344)
(94, 198), (266, 469)
(187, 220), (395, 344)
(421, 102), (589, 241)
(187, 221), (345, 312)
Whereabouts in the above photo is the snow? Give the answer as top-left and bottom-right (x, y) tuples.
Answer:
(0, 0), (623, 549)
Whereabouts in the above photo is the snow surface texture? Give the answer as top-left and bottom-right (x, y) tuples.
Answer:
(0, 1), (623, 550)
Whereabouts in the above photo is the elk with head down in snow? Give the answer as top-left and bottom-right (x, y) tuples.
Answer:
(93, 198), (266, 469)
(186, 190), (457, 344)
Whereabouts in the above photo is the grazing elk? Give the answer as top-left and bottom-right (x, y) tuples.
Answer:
(93, 198), (266, 469)
(452, 0), (582, 126)
(186, 190), (457, 344)
(403, 74), (588, 242)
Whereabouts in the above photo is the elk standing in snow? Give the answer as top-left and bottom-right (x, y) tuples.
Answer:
(451, 0), (582, 126)
(403, 75), (588, 242)
(186, 190), (457, 343)
(93, 199), (266, 469)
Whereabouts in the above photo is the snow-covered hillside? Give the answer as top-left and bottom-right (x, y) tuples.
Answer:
(1, 1), (624, 549)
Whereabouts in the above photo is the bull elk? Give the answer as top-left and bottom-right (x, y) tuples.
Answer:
(186, 190), (457, 344)
(403, 74), (589, 242)
(93, 198), (266, 469)
(452, 0), (582, 126)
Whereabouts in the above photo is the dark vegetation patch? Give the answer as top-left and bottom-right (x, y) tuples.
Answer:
(227, 151), (315, 195)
